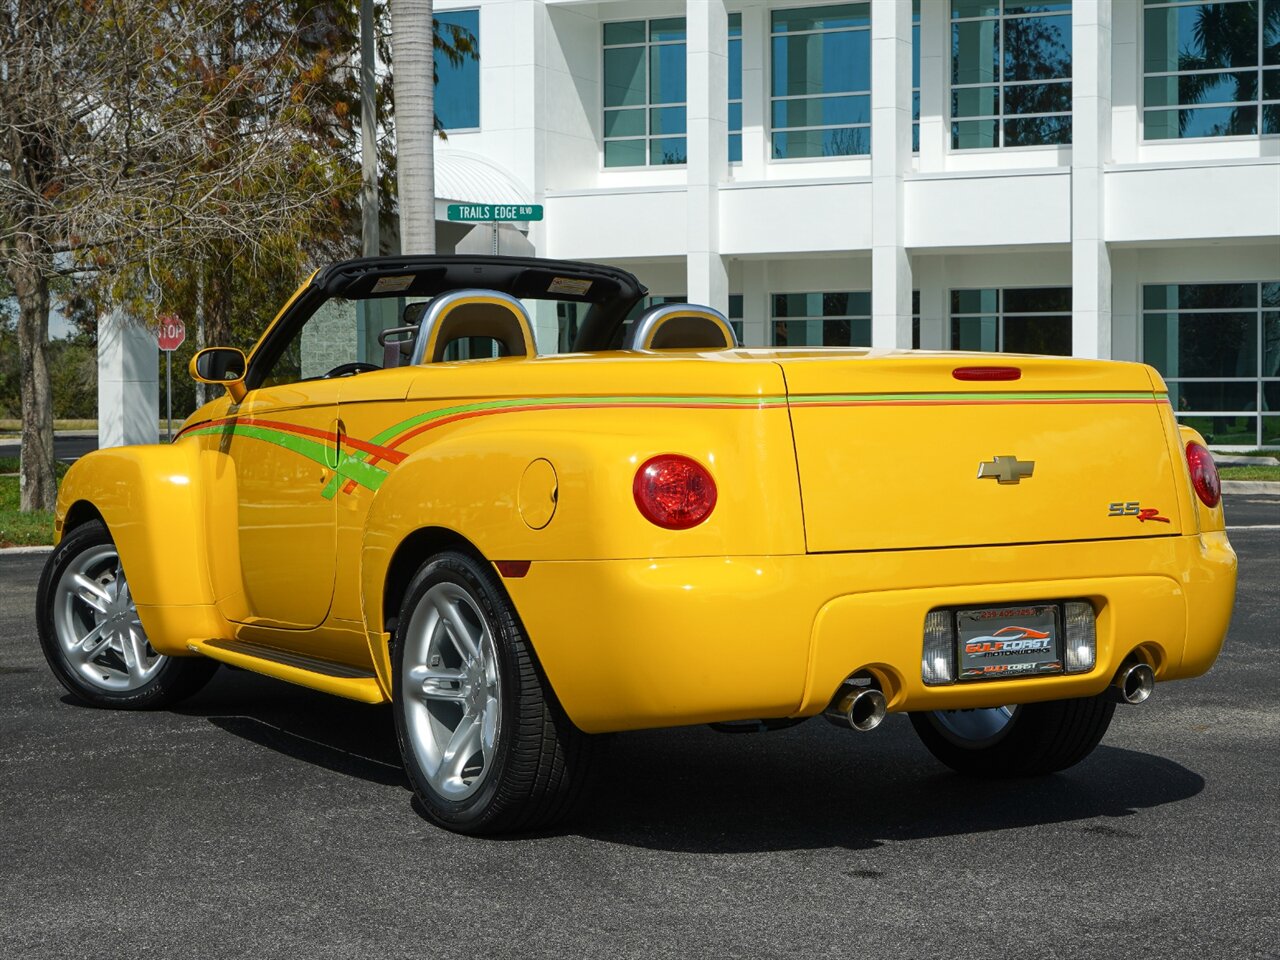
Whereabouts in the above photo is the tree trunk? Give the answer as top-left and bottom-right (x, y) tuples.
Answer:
(389, 0), (436, 255)
(194, 267), (207, 408)
(10, 253), (56, 512)
(360, 0), (380, 259)
(204, 251), (234, 350)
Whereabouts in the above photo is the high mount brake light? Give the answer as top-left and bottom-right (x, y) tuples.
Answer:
(633, 455), (717, 530)
(952, 366), (1022, 382)
(1185, 441), (1221, 509)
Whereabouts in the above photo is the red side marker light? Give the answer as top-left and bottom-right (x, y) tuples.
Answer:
(1185, 441), (1221, 509)
(633, 454), (717, 530)
(495, 560), (531, 578)
(953, 366), (1022, 382)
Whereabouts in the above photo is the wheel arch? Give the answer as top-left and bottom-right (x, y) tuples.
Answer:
(380, 525), (488, 635)
(52, 445), (225, 655)
(60, 499), (106, 539)
(363, 524), (492, 696)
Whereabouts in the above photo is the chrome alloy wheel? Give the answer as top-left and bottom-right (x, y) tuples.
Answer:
(52, 545), (163, 691)
(930, 705), (1020, 746)
(401, 582), (502, 800)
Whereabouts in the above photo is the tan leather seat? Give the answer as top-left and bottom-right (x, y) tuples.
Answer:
(412, 290), (538, 364)
(625, 304), (738, 351)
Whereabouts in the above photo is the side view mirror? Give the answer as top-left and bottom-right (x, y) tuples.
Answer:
(190, 347), (247, 403)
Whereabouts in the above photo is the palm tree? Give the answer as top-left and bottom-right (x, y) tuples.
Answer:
(389, 0), (436, 254)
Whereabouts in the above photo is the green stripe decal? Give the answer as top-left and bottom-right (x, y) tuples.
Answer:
(190, 387), (1166, 501)
(184, 422), (389, 493)
(367, 394), (786, 445)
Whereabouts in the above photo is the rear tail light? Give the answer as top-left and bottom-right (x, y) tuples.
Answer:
(633, 454), (717, 529)
(1185, 441), (1221, 508)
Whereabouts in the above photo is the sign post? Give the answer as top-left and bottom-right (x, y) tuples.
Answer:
(157, 314), (186, 442)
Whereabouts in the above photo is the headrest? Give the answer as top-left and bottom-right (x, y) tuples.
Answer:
(625, 304), (738, 351)
(411, 290), (537, 364)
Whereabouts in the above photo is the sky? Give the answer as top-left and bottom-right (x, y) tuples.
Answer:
(0, 297), (75, 340)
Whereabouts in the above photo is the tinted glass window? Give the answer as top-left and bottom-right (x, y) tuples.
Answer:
(1142, 0), (1277, 140)
(1142, 280), (1280, 445)
(770, 5), (873, 158)
(604, 18), (687, 167)
(949, 287), (1072, 355)
(951, 0), (1072, 148)
(435, 10), (480, 130)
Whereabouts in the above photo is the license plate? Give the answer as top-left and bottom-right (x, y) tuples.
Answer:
(956, 604), (1063, 681)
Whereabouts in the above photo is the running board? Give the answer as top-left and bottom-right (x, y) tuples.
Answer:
(188, 638), (388, 704)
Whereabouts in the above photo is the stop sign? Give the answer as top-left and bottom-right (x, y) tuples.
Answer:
(158, 314), (186, 352)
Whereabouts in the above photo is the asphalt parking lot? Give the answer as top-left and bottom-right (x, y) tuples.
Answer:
(1, 497), (1277, 960)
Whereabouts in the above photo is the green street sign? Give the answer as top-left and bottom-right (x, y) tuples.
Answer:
(447, 203), (544, 222)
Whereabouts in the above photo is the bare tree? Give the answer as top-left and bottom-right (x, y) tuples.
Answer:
(0, 0), (356, 510)
(388, 0), (435, 254)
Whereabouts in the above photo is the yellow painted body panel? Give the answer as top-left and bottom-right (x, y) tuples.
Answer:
(187, 639), (385, 703)
(54, 336), (1236, 723)
(504, 531), (1235, 732)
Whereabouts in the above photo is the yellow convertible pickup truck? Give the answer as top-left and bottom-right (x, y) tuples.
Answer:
(37, 255), (1237, 835)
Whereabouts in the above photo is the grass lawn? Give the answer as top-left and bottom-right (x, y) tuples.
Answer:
(1219, 465), (1280, 481)
(0, 456), (63, 547)
(0, 419), (99, 432)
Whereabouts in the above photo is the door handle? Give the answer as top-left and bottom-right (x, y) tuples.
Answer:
(327, 418), (345, 470)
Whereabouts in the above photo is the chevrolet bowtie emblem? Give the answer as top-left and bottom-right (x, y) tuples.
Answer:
(977, 456), (1035, 485)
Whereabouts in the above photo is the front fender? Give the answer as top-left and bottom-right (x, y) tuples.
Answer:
(55, 443), (227, 652)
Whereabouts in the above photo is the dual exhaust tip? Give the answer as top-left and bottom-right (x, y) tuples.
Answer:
(1111, 661), (1156, 705)
(825, 660), (1153, 731)
(825, 685), (887, 732)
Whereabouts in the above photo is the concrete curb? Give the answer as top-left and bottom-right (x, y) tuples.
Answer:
(1223, 481), (1280, 495)
(0, 545), (53, 554)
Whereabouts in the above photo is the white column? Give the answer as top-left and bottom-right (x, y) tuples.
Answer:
(871, 0), (913, 349)
(1072, 0), (1113, 359)
(1110, 248), (1140, 362)
(686, 0), (729, 312)
(743, 259), (770, 347)
(917, 0), (948, 173)
(97, 309), (159, 448)
(738, 5), (768, 181)
(915, 254), (948, 350)
(1110, 0), (1139, 164)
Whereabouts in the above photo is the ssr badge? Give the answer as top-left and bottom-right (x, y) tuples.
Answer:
(1107, 501), (1171, 523)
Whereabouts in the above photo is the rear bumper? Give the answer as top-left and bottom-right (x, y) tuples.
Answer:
(505, 533), (1236, 734)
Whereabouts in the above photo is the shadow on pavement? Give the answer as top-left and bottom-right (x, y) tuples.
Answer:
(572, 722), (1205, 853)
(164, 668), (1204, 852)
(172, 667), (408, 788)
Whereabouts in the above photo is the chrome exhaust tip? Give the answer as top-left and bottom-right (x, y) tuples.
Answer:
(824, 687), (888, 732)
(1111, 661), (1155, 705)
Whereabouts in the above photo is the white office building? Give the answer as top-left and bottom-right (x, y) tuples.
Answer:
(427, 0), (1279, 446)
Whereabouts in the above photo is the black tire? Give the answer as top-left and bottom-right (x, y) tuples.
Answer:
(36, 520), (219, 709)
(909, 694), (1116, 777)
(391, 550), (597, 835)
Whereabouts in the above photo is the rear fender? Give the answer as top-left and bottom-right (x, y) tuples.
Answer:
(359, 416), (804, 687)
